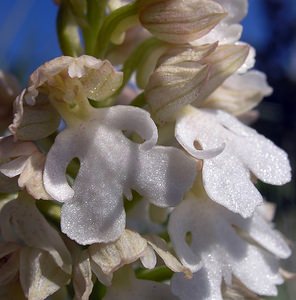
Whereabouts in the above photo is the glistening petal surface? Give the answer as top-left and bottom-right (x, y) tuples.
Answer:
(44, 106), (196, 245)
(175, 107), (291, 217)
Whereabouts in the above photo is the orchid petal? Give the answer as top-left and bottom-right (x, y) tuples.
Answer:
(202, 70), (272, 115)
(0, 193), (72, 276)
(20, 248), (70, 300)
(44, 106), (196, 244)
(192, 0), (248, 45)
(169, 195), (289, 299)
(72, 249), (93, 300)
(175, 107), (291, 217)
(89, 230), (148, 280)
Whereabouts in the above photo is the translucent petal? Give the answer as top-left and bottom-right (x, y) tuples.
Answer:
(175, 107), (291, 217)
(44, 106), (196, 244)
(202, 70), (273, 116)
(18, 152), (51, 200)
(235, 211), (291, 259)
(140, 246), (157, 269)
(89, 230), (148, 278)
(214, 0), (248, 23)
(72, 248), (93, 300)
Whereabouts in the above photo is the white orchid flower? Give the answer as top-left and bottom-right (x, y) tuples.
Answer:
(30, 55), (196, 245)
(175, 106), (291, 217)
(169, 194), (291, 300)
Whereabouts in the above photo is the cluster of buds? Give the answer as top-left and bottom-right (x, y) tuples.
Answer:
(0, 0), (294, 299)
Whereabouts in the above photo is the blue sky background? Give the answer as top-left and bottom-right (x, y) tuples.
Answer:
(0, 0), (294, 81)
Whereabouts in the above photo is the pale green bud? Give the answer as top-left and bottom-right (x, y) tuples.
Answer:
(138, 0), (227, 44)
(145, 43), (249, 123)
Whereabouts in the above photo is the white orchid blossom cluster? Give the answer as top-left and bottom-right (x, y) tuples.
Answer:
(0, 0), (293, 299)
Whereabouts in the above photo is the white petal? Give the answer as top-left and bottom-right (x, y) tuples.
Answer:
(18, 152), (51, 200)
(230, 247), (282, 296)
(169, 195), (286, 299)
(203, 70), (273, 116)
(236, 43), (256, 73)
(9, 89), (60, 141)
(140, 246), (157, 269)
(0, 156), (28, 177)
(172, 269), (223, 300)
(193, 23), (242, 45)
(89, 230), (148, 279)
(175, 107), (291, 217)
(215, 0), (248, 23)
(44, 106), (196, 244)
(147, 239), (192, 277)
(192, 0), (248, 45)
(0, 193), (72, 276)
(0, 136), (37, 158)
(237, 211), (291, 259)
(0, 136), (37, 178)
(72, 248), (93, 300)
(20, 248), (70, 300)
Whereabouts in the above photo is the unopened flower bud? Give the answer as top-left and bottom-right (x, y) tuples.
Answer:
(145, 43), (249, 123)
(192, 43), (250, 106)
(138, 0), (227, 44)
(11, 56), (123, 134)
(145, 43), (214, 122)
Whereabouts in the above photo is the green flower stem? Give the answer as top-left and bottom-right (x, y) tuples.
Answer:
(130, 92), (146, 107)
(57, 1), (82, 56)
(121, 38), (167, 89)
(124, 190), (142, 212)
(136, 266), (173, 282)
(83, 0), (108, 55)
(94, 2), (139, 58)
(89, 280), (106, 300)
(37, 201), (61, 225)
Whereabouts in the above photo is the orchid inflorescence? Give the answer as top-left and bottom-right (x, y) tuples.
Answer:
(0, 0), (293, 299)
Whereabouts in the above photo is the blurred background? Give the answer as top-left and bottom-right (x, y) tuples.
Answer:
(0, 0), (295, 299)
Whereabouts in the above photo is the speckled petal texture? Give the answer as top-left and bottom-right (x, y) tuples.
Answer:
(175, 107), (291, 217)
(169, 195), (290, 300)
(44, 105), (196, 245)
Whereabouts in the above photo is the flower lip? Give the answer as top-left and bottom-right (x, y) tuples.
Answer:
(44, 105), (196, 245)
(175, 106), (291, 217)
